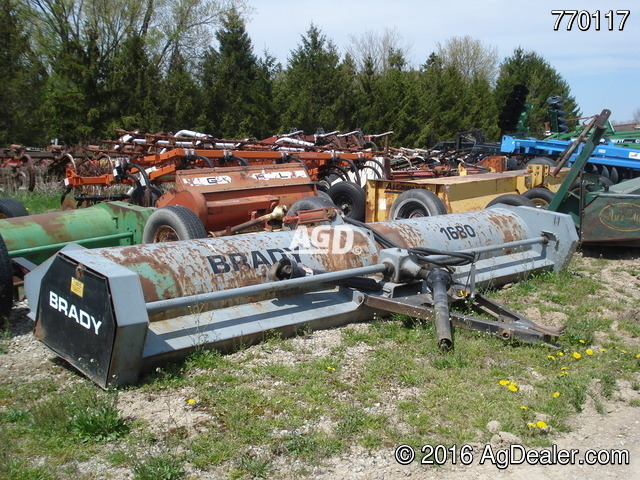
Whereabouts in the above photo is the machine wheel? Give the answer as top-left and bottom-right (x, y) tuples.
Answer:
(389, 189), (447, 219)
(142, 206), (208, 243)
(486, 194), (536, 208)
(522, 187), (555, 208)
(286, 195), (336, 230)
(327, 181), (366, 221)
(287, 195), (335, 216)
(569, 176), (612, 194)
(317, 191), (335, 205)
(0, 198), (29, 218)
(525, 156), (556, 168)
(0, 235), (13, 320)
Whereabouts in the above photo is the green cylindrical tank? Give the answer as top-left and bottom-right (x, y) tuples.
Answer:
(1, 201), (154, 265)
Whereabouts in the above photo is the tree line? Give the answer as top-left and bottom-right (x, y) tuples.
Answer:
(2, 0), (580, 149)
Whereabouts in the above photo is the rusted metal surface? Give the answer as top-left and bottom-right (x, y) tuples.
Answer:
(474, 155), (510, 173)
(73, 208), (536, 310)
(81, 224), (379, 307)
(156, 164), (318, 231)
(371, 208), (529, 251)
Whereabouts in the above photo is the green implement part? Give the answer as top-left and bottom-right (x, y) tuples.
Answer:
(547, 109), (640, 246)
(1, 201), (153, 265)
(579, 178), (640, 247)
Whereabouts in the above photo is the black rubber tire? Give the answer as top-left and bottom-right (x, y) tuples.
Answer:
(389, 189), (447, 220)
(522, 187), (555, 208)
(0, 235), (13, 320)
(317, 191), (335, 205)
(327, 181), (366, 221)
(0, 198), (29, 218)
(486, 194), (536, 208)
(142, 206), (208, 243)
(287, 195), (336, 216)
(525, 156), (556, 168)
(569, 176), (612, 195)
(569, 180), (595, 195)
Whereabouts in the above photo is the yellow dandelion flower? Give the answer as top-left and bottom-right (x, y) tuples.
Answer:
(635, 354), (640, 359)
(557, 352), (564, 356)
(561, 366), (568, 370)
(601, 348), (607, 352)
(621, 350), (628, 354)
(508, 384), (518, 392)
(536, 421), (548, 428)
(326, 366), (336, 371)
(576, 386), (581, 389)
(579, 340), (585, 344)
(499, 380), (510, 386)
(520, 406), (528, 410)
(187, 398), (196, 405)
(573, 352), (582, 359)
(527, 422), (536, 427)
(547, 355), (556, 360)
(552, 391), (561, 398)
(586, 349), (594, 355)
(557, 373), (565, 377)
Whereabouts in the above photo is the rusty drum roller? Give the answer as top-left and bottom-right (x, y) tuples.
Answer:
(25, 205), (578, 388)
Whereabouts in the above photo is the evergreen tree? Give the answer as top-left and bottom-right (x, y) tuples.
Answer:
(0, 0), (47, 145)
(103, 33), (163, 135)
(274, 24), (354, 133)
(157, 51), (204, 133)
(495, 48), (580, 137)
(29, 0), (227, 143)
(367, 49), (422, 146)
(411, 52), (499, 147)
(200, 8), (275, 138)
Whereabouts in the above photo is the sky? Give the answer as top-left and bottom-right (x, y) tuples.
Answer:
(244, 0), (640, 125)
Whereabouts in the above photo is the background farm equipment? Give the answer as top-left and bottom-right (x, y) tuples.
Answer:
(366, 163), (569, 221)
(58, 129), (388, 220)
(147, 163), (331, 240)
(25, 204), (578, 388)
(546, 109), (640, 247)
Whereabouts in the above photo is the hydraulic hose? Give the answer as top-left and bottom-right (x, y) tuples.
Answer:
(343, 217), (475, 267)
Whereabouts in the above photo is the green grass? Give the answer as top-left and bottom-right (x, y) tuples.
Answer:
(2, 253), (640, 478)
(0, 383), (130, 477)
(133, 455), (185, 480)
(9, 189), (63, 215)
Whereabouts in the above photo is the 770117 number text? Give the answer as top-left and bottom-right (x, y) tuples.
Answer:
(551, 10), (630, 31)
